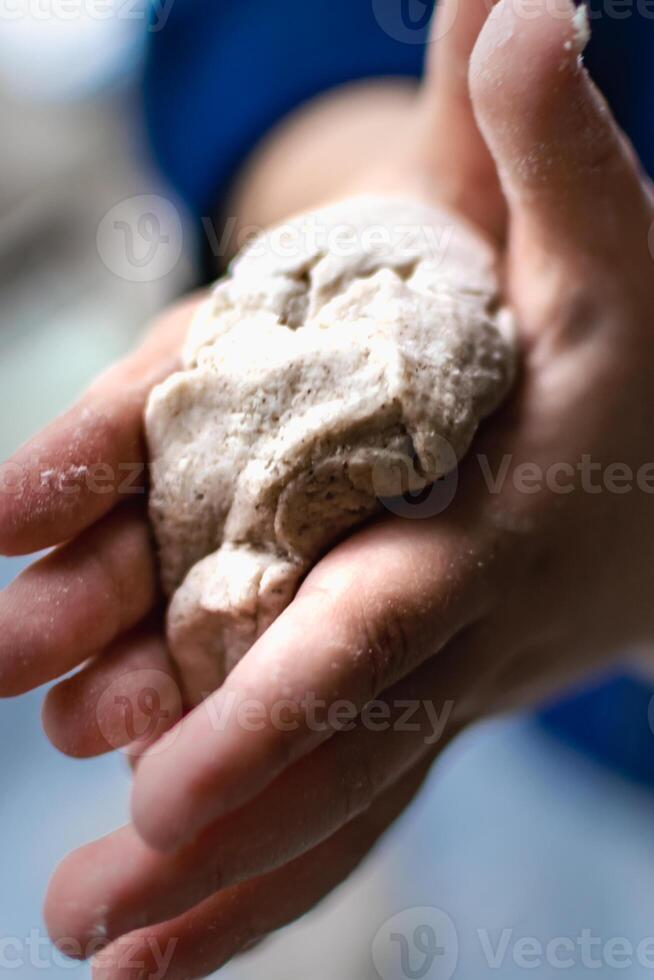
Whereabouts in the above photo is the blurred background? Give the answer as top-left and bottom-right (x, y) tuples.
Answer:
(2, 2), (654, 979)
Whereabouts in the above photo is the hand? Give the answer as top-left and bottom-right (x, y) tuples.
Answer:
(2, 0), (654, 976)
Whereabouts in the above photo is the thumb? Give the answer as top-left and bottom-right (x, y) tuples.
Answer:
(469, 0), (652, 260)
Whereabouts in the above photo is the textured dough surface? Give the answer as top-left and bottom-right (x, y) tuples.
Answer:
(146, 196), (515, 704)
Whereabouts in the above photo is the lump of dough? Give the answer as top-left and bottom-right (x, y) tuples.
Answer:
(146, 195), (516, 705)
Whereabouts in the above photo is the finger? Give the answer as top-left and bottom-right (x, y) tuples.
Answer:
(89, 762), (432, 980)
(42, 623), (182, 758)
(132, 513), (495, 851)
(420, 0), (506, 237)
(0, 506), (157, 696)
(45, 631), (475, 949)
(469, 0), (653, 257)
(0, 296), (199, 557)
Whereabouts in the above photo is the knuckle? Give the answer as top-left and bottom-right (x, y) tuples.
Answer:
(93, 547), (128, 637)
(99, 513), (155, 630)
(266, 726), (298, 774)
(349, 591), (413, 703)
(338, 737), (381, 823)
(297, 576), (414, 703)
(578, 127), (624, 181)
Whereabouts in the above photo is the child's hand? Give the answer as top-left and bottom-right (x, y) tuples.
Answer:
(2, 0), (654, 975)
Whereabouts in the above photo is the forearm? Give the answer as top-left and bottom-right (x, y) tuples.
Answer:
(222, 78), (424, 249)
